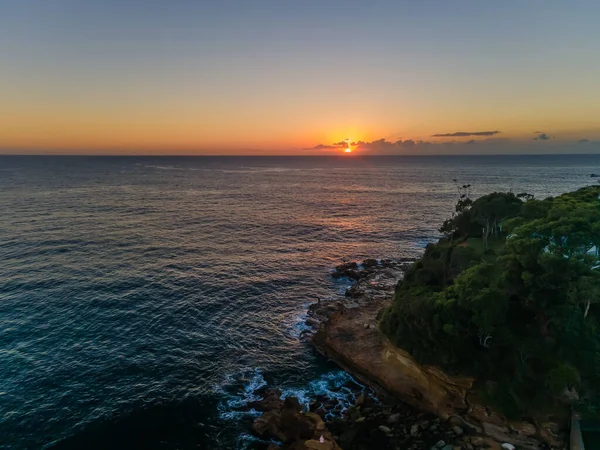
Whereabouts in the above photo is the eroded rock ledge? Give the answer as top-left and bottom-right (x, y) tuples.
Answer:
(307, 259), (567, 450)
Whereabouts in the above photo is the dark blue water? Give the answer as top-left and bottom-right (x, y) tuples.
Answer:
(1, 155), (599, 449)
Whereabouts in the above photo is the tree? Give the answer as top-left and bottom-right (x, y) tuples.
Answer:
(381, 185), (600, 417)
(469, 193), (522, 247)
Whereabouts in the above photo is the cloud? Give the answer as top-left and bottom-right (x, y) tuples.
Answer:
(463, 138), (511, 145)
(533, 133), (551, 141)
(308, 144), (337, 150)
(309, 138), (424, 153)
(578, 139), (590, 144)
(431, 130), (500, 137)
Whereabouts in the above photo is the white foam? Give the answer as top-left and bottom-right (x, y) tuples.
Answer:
(216, 368), (376, 423)
(286, 308), (311, 338)
(280, 370), (371, 419)
(237, 433), (282, 448)
(215, 368), (267, 420)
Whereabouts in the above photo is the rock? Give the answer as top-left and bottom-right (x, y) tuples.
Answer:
(452, 425), (464, 436)
(501, 444), (515, 450)
(284, 396), (303, 412)
(253, 410), (285, 441)
(347, 406), (361, 421)
(369, 324), (376, 329)
(339, 427), (359, 448)
(267, 444), (282, 450)
(482, 422), (510, 442)
(441, 446), (453, 450)
(363, 259), (379, 268)
(306, 317), (320, 327)
(378, 425), (392, 434)
(249, 388), (283, 412)
(471, 437), (486, 447)
(354, 393), (365, 407)
(435, 440), (446, 448)
(388, 413), (401, 424)
(253, 393), (333, 446)
(364, 323), (369, 329)
(304, 439), (334, 450)
(410, 424), (420, 436)
(355, 416), (365, 423)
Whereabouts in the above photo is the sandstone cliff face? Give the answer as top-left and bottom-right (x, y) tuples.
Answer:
(309, 261), (566, 449)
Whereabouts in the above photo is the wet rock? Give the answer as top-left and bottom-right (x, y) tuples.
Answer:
(362, 259), (379, 268)
(378, 425), (392, 434)
(303, 440), (334, 450)
(354, 393), (365, 407)
(471, 437), (486, 447)
(253, 393), (342, 449)
(434, 440), (446, 448)
(501, 444), (515, 450)
(339, 427), (359, 448)
(452, 425), (463, 436)
(284, 396), (302, 412)
(410, 424), (420, 437)
(387, 413), (401, 424)
(249, 388), (283, 412)
(306, 317), (320, 327)
(333, 262), (360, 280)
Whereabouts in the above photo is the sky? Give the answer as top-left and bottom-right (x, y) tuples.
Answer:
(1, 0), (600, 155)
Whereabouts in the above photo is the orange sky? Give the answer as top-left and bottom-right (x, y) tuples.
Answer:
(2, 2), (600, 154)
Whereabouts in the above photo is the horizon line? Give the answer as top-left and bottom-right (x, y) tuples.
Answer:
(2, 152), (600, 157)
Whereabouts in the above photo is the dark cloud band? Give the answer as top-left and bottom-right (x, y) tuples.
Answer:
(431, 131), (500, 137)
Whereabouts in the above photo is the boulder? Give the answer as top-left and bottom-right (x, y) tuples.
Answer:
(354, 392), (365, 407)
(333, 262), (360, 280)
(253, 392), (342, 450)
(452, 425), (464, 436)
(387, 413), (401, 424)
(249, 388), (283, 412)
(303, 440), (334, 450)
(378, 425), (392, 434)
(339, 427), (359, 448)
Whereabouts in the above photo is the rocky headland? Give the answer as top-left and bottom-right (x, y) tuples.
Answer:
(252, 259), (567, 450)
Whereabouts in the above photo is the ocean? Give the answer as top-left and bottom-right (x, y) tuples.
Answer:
(1, 154), (599, 449)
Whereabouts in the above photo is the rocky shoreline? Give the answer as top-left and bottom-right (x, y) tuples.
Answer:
(250, 259), (567, 450)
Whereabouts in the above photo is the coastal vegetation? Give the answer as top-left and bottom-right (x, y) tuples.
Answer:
(380, 185), (600, 417)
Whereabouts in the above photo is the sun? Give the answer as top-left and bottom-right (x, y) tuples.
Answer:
(344, 148), (352, 153)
